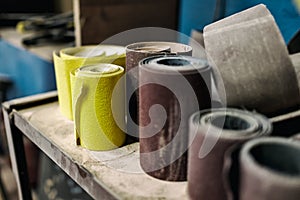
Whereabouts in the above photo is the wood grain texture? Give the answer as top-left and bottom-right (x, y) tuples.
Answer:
(74, 0), (178, 45)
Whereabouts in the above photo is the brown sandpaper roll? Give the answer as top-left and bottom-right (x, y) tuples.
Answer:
(125, 42), (192, 137)
(204, 4), (300, 116)
(187, 108), (271, 200)
(223, 144), (242, 200)
(239, 137), (300, 200)
(139, 55), (211, 181)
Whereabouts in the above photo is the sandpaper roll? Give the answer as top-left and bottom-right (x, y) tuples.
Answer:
(53, 45), (125, 120)
(291, 53), (300, 89)
(239, 137), (300, 200)
(204, 4), (300, 116)
(125, 42), (192, 137)
(187, 108), (272, 200)
(223, 144), (242, 200)
(139, 55), (211, 181)
(71, 64), (125, 150)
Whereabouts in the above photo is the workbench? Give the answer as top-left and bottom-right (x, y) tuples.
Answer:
(3, 89), (300, 200)
(2, 91), (188, 200)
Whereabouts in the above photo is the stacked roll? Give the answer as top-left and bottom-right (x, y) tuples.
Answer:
(53, 45), (125, 120)
(139, 55), (211, 181)
(239, 138), (300, 200)
(187, 108), (271, 200)
(125, 42), (192, 137)
(71, 64), (125, 150)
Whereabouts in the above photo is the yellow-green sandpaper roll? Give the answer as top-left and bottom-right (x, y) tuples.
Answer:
(71, 64), (126, 150)
(53, 45), (125, 120)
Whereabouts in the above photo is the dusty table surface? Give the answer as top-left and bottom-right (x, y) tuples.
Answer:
(0, 28), (73, 61)
(9, 92), (188, 199)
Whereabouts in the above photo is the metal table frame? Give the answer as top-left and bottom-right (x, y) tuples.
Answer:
(2, 92), (114, 200)
(2, 91), (189, 200)
(3, 91), (300, 200)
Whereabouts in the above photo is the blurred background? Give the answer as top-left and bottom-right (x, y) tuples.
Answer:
(179, 0), (300, 43)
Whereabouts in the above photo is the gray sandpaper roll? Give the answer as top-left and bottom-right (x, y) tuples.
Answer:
(139, 55), (211, 181)
(239, 137), (300, 200)
(291, 53), (300, 89)
(187, 108), (272, 200)
(204, 4), (300, 116)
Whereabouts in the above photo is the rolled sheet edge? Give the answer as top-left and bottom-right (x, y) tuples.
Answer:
(187, 108), (272, 200)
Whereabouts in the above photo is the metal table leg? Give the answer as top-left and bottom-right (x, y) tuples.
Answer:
(2, 106), (32, 200)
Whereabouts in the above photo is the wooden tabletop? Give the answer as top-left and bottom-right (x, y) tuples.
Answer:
(4, 91), (188, 200)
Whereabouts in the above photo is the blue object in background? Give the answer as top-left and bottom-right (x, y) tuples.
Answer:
(178, 0), (300, 43)
(0, 39), (56, 100)
(247, 0), (300, 43)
